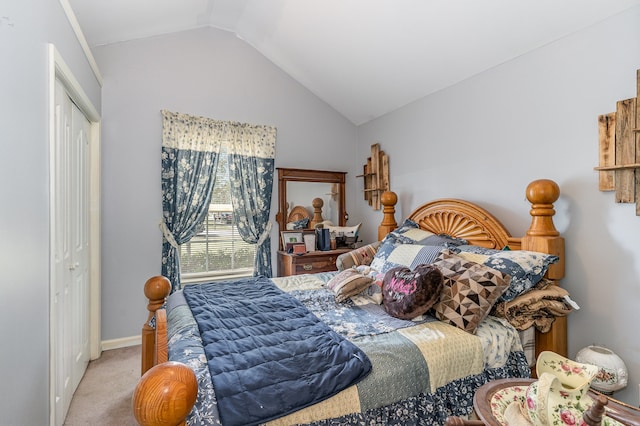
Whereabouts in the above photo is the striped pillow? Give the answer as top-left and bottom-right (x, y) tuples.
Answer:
(336, 241), (381, 271)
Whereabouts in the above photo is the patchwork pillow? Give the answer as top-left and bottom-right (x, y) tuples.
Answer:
(431, 250), (510, 334)
(327, 268), (374, 303)
(382, 264), (444, 320)
(450, 245), (559, 302)
(382, 218), (467, 246)
(370, 241), (446, 275)
(382, 219), (433, 244)
(336, 241), (381, 271)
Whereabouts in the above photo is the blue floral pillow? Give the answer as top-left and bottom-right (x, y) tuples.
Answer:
(449, 245), (559, 302)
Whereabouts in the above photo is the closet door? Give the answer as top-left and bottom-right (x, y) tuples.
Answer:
(69, 99), (90, 391)
(52, 79), (90, 425)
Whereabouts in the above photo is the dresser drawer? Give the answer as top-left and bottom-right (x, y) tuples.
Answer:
(277, 249), (350, 276)
(292, 255), (338, 274)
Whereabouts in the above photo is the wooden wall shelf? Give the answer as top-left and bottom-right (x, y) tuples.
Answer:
(357, 143), (389, 210)
(595, 69), (640, 215)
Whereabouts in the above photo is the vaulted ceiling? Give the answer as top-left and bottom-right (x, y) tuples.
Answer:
(68, 0), (640, 125)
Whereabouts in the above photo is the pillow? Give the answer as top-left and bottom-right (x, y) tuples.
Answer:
(362, 280), (384, 305)
(326, 268), (374, 303)
(285, 217), (309, 230)
(382, 264), (444, 320)
(353, 265), (384, 304)
(336, 241), (381, 271)
(382, 219), (432, 244)
(431, 249), (510, 334)
(382, 218), (467, 246)
(449, 245), (559, 302)
(326, 223), (361, 237)
(370, 240), (446, 275)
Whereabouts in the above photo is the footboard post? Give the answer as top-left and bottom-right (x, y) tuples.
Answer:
(133, 361), (197, 426)
(142, 276), (171, 375)
(521, 179), (567, 368)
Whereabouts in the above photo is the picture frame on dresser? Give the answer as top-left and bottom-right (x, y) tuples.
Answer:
(291, 243), (307, 255)
(303, 232), (316, 252)
(281, 231), (303, 251)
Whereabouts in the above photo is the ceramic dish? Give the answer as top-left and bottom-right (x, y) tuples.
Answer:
(489, 385), (528, 425)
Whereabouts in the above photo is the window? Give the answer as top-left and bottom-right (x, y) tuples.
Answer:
(179, 147), (256, 283)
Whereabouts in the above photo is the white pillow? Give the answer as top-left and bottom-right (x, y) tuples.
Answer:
(327, 223), (361, 237)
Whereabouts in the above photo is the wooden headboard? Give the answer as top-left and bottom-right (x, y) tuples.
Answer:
(377, 179), (566, 370)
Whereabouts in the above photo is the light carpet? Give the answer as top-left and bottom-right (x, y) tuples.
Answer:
(64, 345), (140, 425)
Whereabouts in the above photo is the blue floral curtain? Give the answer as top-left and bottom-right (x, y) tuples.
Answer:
(160, 110), (277, 291)
(227, 125), (277, 277)
(160, 110), (222, 291)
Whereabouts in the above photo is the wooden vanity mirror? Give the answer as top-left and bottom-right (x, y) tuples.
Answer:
(276, 168), (347, 249)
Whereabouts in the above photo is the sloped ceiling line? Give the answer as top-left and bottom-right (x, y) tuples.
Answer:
(68, 0), (640, 125)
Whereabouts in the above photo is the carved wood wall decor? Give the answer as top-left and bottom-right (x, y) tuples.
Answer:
(595, 69), (640, 215)
(358, 143), (390, 210)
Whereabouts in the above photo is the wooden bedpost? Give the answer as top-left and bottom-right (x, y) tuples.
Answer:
(132, 361), (198, 426)
(141, 276), (171, 375)
(378, 191), (398, 240)
(521, 179), (567, 364)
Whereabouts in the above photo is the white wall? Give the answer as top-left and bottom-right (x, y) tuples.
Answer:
(92, 27), (358, 342)
(357, 7), (640, 405)
(0, 1), (101, 424)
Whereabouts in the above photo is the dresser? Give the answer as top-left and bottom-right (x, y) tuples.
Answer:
(277, 249), (351, 277)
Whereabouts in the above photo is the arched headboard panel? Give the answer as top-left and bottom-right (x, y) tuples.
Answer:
(408, 199), (518, 250)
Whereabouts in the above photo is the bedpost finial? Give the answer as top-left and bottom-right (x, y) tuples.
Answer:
(310, 197), (325, 228)
(144, 276), (171, 304)
(380, 191), (397, 207)
(378, 191), (398, 241)
(133, 361), (197, 426)
(312, 197), (324, 208)
(525, 179), (559, 237)
(141, 276), (172, 376)
(526, 179), (560, 205)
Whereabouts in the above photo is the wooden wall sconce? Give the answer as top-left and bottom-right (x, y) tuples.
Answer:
(595, 69), (640, 215)
(358, 143), (390, 210)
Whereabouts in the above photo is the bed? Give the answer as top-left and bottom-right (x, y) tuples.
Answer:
(133, 178), (569, 426)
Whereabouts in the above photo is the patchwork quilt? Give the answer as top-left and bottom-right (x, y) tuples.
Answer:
(166, 273), (530, 426)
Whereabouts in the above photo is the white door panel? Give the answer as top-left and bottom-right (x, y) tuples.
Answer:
(71, 103), (90, 391)
(52, 79), (91, 426)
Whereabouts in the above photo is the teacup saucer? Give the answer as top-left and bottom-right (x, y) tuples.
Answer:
(489, 385), (528, 425)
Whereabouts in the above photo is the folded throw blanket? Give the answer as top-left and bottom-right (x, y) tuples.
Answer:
(492, 280), (572, 333)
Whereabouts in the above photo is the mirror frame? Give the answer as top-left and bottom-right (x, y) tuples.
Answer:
(276, 168), (347, 249)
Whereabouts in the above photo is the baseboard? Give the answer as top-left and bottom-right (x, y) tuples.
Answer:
(101, 335), (141, 351)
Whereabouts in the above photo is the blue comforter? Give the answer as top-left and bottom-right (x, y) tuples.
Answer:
(183, 277), (372, 426)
